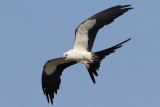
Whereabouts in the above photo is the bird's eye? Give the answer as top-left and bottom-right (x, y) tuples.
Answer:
(65, 54), (67, 56)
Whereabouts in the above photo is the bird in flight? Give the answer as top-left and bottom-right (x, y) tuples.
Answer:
(42, 5), (132, 104)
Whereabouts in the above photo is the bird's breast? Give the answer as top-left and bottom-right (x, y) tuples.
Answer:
(72, 51), (92, 64)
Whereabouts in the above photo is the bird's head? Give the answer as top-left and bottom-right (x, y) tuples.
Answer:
(63, 49), (72, 60)
(63, 49), (75, 60)
(63, 52), (68, 59)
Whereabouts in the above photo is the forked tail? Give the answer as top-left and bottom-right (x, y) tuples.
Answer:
(86, 38), (131, 83)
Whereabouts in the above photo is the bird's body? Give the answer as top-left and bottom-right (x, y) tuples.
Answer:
(63, 49), (93, 63)
(42, 5), (133, 104)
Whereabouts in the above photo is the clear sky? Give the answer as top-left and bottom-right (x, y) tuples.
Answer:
(0, 0), (160, 107)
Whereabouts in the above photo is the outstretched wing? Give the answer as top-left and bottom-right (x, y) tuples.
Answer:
(42, 58), (76, 104)
(73, 5), (132, 52)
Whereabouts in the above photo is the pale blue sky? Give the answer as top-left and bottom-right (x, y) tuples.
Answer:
(0, 0), (160, 107)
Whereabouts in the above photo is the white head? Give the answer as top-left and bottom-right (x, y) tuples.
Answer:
(62, 49), (72, 60)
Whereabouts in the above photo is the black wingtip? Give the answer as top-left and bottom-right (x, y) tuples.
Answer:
(121, 5), (133, 9)
(93, 81), (96, 84)
(111, 5), (133, 11)
(46, 95), (50, 103)
(121, 5), (131, 8)
(120, 5), (133, 13)
(46, 95), (53, 105)
(50, 98), (53, 105)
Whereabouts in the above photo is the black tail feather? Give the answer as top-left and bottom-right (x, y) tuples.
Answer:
(87, 67), (96, 84)
(94, 38), (131, 60)
(86, 62), (99, 84)
(86, 38), (131, 83)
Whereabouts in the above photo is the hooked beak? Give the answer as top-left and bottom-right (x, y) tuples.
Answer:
(63, 56), (67, 59)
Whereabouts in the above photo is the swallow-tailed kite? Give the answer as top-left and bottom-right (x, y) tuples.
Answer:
(42, 5), (132, 104)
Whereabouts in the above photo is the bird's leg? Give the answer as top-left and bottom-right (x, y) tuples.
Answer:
(83, 56), (90, 62)
(85, 63), (90, 69)
(83, 56), (94, 63)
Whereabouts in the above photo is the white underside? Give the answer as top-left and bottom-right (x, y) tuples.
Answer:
(73, 19), (96, 51)
(65, 19), (97, 64)
(63, 49), (93, 64)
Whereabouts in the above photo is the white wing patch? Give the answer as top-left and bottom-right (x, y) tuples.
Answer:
(44, 61), (57, 75)
(44, 58), (69, 75)
(73, 19), (96, 51)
